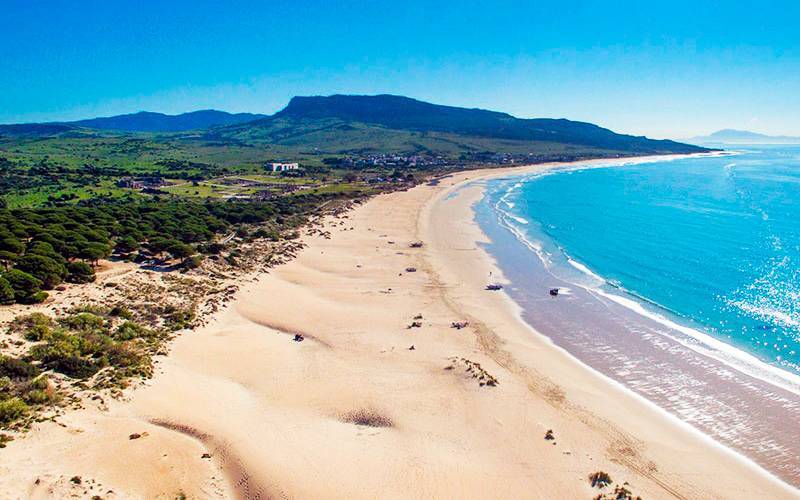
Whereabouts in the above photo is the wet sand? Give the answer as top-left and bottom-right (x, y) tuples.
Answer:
(475, 184), (800, 485)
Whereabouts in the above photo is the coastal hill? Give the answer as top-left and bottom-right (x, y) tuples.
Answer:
(69, 110), (267, 132)
(213, 94), (708, 156)
(1, 95), (707, 159)
(0, 110), (266, 134)
(687, 129), (800, 145)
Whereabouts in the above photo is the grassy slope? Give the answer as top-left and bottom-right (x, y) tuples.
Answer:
(210, 117), (632, 157)
(0, 109), (695, 209)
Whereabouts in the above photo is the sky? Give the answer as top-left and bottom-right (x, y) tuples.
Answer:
(1, 0), (799, 139)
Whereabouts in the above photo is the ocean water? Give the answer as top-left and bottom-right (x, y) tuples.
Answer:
(475, 147), (800, 485)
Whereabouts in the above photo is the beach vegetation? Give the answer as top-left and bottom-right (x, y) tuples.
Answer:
(183, 254), (204, 270)
(9, 312), (54, 341)
(339, 409), (394, 428)
(0, 276), (15, 304)
(0, 397), (29, 424)
(2, 269), (43, 303)
(166, 241), (194, 263)
(0, 306), (176, 428)
(15, 253), (67, 289)
(0, 354), (58, 428)
(109, 305), (133, 319)
(589, 471), (613, 488)
(161, 305), (196, 331)
(114, 321), (154, 341)
(0, 356), (40, 380)
(66, 261), (96, 283)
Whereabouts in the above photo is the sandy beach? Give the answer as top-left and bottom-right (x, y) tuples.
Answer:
(1, 158), (797, 499)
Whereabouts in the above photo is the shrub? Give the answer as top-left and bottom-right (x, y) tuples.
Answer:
(70, 304), (109, 316)
(0, 398), (29, 424)
(46, 355), (99, 379)
(0, 356), (40, 380)
(66, 261), (95, 284)
(162, 305), (195, 331)
(0, 276), (14, 305)
(104, 343), (143, 369)
(114, 321), (150, 340)
(15, 253), (67, 290)
(109, 305), (133, 319)
(58, 312), (105, 333)
(26, 323), (52, 341)
(2, 269), (43, 303)
(26, 291), (49, 304)
(252, 228), (280, 241)
(9, 312), (54, 341)
(28, 375), (49, 391)
(23, 389), (51, 405)
(183, 255), (204, 270)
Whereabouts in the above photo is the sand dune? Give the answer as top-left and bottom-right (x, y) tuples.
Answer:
(1, 159), (796, 499)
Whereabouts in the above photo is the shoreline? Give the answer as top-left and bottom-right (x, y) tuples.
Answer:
(445, 158), (800, 490)
(0, 154), (796, 498)
(484, 152), (800, 398)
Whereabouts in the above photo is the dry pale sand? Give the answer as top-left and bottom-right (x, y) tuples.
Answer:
(1, 158), (797, 499)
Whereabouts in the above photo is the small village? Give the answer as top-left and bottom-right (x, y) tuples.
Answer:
(334, 154), (450, 168)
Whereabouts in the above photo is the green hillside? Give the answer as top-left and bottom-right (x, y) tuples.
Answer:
(212, 94), (708, 155)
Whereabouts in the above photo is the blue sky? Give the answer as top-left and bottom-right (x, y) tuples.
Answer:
(2, 0), (799, 138)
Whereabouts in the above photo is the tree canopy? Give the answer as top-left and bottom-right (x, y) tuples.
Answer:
(0, 192), (339, 304)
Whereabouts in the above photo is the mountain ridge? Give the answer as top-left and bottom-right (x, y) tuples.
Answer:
(0, 110), (267, 134)
(1, 94), (709, 157)
(216, 94), (707, 154)
(69, 109), (267, 132)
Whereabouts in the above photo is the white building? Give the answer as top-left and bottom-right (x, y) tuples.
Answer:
(269, 162), (300, 172)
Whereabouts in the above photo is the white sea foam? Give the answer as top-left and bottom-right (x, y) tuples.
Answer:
(724, 255), (800, 341)
(590, 286), (800, 396)
(566, 258), (606, 284)
(507, 214), (528, 225)
(729, 300), (800, 331)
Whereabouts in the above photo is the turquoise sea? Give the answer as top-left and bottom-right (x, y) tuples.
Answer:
(476, 147), (800, 485)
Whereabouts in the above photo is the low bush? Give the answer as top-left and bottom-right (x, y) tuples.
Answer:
(23, 388), (52, 405)
(66, 261), (96, 284)
(109, 305), (133, 319)
(0, 356), (40, 380)
(114, 321), (152, 341)
(45, 354), (100, 379)
(589, 471), (613, 489)
(0, 277), (14, 305)
(183, 254), (204, 270)
(0, 398), (28, 424)
(1, 308), (173, 427)
(162, 305), (195, 331)
(9, 312), (54, 341)
(58, 312), (105, 333)
(24, 291), (49, 304)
